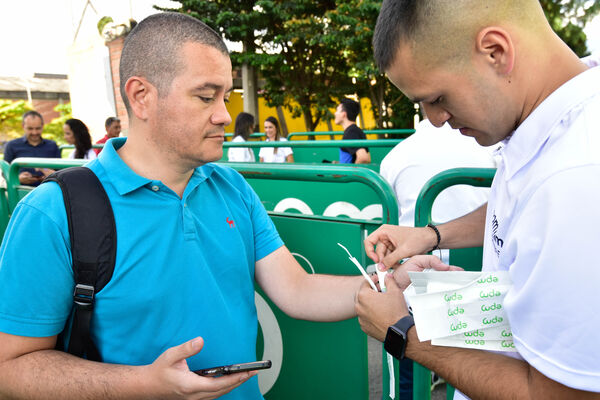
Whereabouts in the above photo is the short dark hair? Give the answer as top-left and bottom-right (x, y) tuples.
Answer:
(340, 98), (360, 122)
(373, 0), (539, 72)
(119, 12), (229, 114)
(65, 118), (93, 159)
(22, 110), (44, 125)
(105, 117), (120, 128)
(373, 0), (420, 72)
(234, 112), (255, 140)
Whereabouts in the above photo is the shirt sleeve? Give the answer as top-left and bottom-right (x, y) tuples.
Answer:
(342, 126), (368, 156)
(0, 184), (73, 337)
(3, 142), (15, 163)
(503, 165), (600, 392)
(52, 142), (61, 158)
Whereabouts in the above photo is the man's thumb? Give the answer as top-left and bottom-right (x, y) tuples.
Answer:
(169, 337), (204, 364)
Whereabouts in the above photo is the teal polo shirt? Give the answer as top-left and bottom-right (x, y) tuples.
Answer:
(0, 138), (283, 399)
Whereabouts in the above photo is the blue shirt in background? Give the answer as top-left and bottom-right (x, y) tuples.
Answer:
(3, 136), (61, 185)
(0, 137), (283, 400)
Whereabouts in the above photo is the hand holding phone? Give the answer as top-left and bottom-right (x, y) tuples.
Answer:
(194, 360), (272, 377)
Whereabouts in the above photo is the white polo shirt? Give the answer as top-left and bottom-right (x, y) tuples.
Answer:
(482, 64), (600, 391)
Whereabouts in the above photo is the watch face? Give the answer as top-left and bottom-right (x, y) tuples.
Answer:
(384, 316), (414, 360)
(384, 325), (407, 360)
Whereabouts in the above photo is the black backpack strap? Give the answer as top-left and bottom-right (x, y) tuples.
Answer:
(43, 167), (117, 361)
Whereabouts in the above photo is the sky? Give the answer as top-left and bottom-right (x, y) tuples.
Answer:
(0, 1), (599, 77)
(0, 0), (179, 76)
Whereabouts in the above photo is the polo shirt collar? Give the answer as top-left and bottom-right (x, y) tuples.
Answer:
(500, 66), (600, 180)
(97, 137), (215, 196)
(97, 137), (150, 195)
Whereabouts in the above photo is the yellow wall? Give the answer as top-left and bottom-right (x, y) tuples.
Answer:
(225, 93), (376, 134)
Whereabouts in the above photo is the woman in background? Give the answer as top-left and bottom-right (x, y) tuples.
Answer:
(63, 118), (96, 160)
(259, 116), (294, 163)
(228, 112), (256, 162)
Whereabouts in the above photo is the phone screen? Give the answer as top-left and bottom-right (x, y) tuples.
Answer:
(194, 360), (272, 377)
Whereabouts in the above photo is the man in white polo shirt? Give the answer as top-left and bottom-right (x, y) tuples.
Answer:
(356, 0), (600, 399)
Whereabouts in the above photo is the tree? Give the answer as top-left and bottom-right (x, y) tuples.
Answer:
(325, 0), (413, 130)
(255, 0), (353, 131)
(44, 103), (72, 144)
(156, 0), (599, 132)
(540, 0), (600, 57)
(0, 100), (30, 143)
(157, 1), (266, 120)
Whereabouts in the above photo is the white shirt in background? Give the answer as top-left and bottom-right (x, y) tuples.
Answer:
(380, 119), (496, 228)
(259, 137), (293, 163)
(227, 135), (256, 162)
(68, 148), (97, 160)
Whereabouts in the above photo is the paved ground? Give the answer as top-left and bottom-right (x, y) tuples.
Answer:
(368, 336), (448, 400)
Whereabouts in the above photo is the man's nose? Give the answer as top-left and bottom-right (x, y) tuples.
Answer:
(212, 101), (232, 126)
(422, 105), (450, 128)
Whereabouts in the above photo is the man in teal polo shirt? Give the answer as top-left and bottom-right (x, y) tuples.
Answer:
(0, 13), (381, 399)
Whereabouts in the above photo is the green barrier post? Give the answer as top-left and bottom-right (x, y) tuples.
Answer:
(0, 160), (10, 238)
(413, 167), (496, 400)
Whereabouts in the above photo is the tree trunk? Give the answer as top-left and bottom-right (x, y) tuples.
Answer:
(276, 106), (289, 137)
(242, 41), (259, 120)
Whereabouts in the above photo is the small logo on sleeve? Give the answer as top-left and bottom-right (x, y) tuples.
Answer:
(491, 214), (504, 256)
(226, 217), (235, 228)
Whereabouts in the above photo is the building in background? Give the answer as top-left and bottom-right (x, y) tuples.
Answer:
(0, 73), (70, 127)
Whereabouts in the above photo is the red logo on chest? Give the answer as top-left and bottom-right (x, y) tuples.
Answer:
(226, 217), (235, 228)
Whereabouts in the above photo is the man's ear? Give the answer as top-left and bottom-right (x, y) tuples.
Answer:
(475, 27), (515, 76)
(124, 77), (155, 121)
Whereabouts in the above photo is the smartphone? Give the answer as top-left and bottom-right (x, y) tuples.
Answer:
(194, 360), (272, 377)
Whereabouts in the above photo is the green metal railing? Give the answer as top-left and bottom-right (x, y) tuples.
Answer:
(224, 139), (402, 148)
(0, 160), (10, 237)
(413, 167), (496, 400)
(222, 162), (399, 224)
(223, 129), (415, 140)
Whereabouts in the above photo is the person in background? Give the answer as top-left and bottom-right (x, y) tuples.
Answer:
(259, 116), (294, 163)
(3, 110), (60, 186)
(356, 0), (600, 399)
(94, 117), (121, 155)
(63, 118), (97, 160)
(335, 98), (370, 164)
(228, 112), (256, 162)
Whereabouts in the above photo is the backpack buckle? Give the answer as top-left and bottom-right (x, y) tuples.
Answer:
(73, 284), (95, 306)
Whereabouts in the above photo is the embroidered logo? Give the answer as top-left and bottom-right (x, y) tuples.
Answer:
(491, 213), (504, 256)
(226, 217), (235, 228)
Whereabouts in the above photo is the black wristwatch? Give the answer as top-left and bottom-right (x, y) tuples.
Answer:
(384, 315), (415, 360)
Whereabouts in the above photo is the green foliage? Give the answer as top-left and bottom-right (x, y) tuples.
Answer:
(540, 0), (600, 56)
(97, 16), (114, 35)
(157, 0), (600, 130)
(43, 103), (72, 144)
(0, 100), (31, 141)
(325, 0), (413, 129)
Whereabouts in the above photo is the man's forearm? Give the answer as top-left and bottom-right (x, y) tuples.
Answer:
(406, 328), (599, 400)
(0, 350), (150, 400)
(438, 203), (487, 250)
(283, 274), (363, 322)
